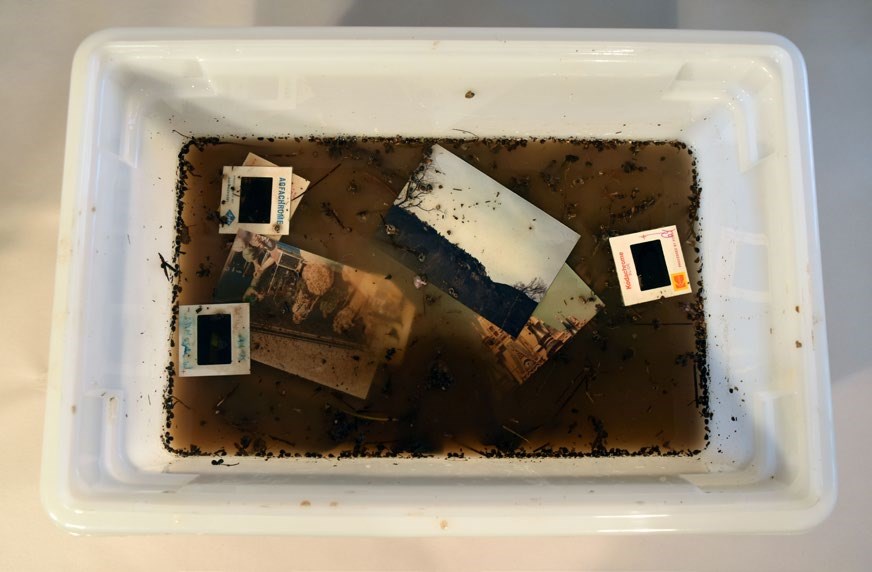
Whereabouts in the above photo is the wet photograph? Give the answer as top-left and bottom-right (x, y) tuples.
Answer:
(378, 144), (580, 336)
(213, 230), (414, 397)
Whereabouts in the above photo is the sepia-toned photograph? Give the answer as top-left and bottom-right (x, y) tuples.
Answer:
(477, 264), (601, 383)
(214, 230), (415, 397)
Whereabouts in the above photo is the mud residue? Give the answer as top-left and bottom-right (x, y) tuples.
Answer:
(163, 135), (709, 459)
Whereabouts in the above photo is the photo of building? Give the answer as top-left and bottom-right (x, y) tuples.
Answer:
(213, 230), (415, 397)
(476, 264), (601, 383)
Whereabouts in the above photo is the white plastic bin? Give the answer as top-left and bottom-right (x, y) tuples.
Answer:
(41, 28), (834, 534)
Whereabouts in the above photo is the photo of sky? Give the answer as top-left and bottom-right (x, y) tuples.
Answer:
(379, 145), (580, 336)
(399, 145), (579, 293)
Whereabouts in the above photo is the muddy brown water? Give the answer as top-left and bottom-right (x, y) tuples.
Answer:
(165, 136), (709, 459)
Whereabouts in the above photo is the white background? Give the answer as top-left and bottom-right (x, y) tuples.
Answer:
(1, 1), (869, 570)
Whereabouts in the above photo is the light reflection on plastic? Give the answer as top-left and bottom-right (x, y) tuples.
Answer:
(593, 513), (670, 519)
(597, 528), (678, 533)
(563, 48), (637, 57)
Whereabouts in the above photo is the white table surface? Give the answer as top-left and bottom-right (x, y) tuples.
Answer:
(2, 1), (869, 570)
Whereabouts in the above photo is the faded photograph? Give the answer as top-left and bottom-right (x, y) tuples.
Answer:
(214, 230), (415, 397)
(377, 144), (579, 336)
(477, 265), (601, 383)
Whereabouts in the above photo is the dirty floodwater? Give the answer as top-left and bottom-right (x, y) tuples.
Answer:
(164, 136), (710, 460)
